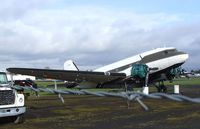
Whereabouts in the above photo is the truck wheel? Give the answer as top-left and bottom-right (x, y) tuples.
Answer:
(14, 114), (25, 124)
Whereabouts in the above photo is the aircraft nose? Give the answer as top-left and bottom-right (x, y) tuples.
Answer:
(181, 53), (189, 62)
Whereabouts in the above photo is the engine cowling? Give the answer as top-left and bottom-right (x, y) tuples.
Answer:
(131, 64), (148, 79)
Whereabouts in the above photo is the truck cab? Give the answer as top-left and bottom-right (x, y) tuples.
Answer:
(0, 72), (26, 124)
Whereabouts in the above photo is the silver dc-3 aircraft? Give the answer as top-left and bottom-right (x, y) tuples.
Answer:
(7, 47), (188, 92)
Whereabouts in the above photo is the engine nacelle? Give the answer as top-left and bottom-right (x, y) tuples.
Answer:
(131, 64), (148, 79)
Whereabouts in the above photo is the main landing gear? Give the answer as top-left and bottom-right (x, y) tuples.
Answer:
(155, 81), (167, 93)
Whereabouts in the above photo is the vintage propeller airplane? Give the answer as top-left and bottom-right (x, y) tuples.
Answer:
(7, 47), (188, 92)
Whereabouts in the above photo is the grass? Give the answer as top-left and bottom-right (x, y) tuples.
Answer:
(35, 78), (200, 88)
(30, 78), (200, 96)
(35, 80), (65, 87)
(164, 77), (200, 86)
(2, 84), (200, 129)
(24, 77), (200, 98)
(166, 111), (200, 123)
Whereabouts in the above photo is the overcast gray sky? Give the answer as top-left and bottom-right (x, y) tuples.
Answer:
(0, 0), (200, 71)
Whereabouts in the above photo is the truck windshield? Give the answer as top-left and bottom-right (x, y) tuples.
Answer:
(0, 73), (8, 84)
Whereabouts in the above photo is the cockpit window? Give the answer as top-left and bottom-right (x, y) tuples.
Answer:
(163, 49), (176, 55)
(164, 51), (168, 54)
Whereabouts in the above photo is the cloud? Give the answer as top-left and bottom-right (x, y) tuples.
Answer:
(0, 0), (56, 21)
(0, 1), (199, 70)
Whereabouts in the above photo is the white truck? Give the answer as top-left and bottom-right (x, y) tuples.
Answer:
(0, 72), (26, 124)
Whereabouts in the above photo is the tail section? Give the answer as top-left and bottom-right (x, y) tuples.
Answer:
(64, 60), (79, 71)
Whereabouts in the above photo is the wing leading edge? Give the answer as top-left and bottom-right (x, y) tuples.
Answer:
(7, 68), (126, 84)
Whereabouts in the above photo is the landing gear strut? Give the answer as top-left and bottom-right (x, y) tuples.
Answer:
(156, 81), (167, 93)
(96, 83), (103, 88)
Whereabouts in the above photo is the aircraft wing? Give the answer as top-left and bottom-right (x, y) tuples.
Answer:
(7, 68), (126, 83)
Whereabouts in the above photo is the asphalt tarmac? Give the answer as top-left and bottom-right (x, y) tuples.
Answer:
(1, 85), (200, 129)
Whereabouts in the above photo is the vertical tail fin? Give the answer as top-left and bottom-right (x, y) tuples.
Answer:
(64, 60), (79, 71)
